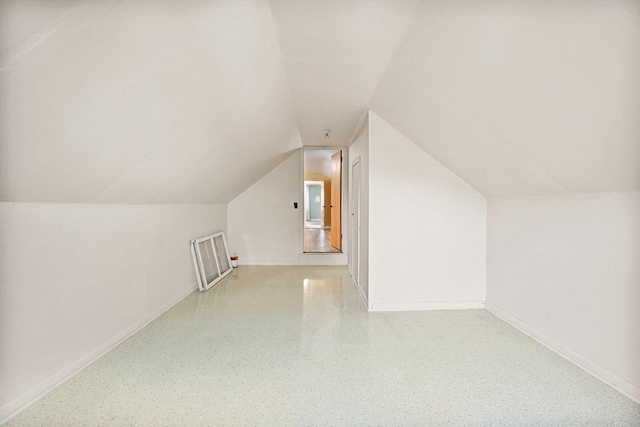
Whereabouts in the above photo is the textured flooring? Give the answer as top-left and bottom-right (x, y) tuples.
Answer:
(7, 266), (640, 426)
(303, 229), (340, 253)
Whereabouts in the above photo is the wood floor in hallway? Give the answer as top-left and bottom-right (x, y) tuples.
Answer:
(7, 266), (640, 426)
(303, 228), (340, 253)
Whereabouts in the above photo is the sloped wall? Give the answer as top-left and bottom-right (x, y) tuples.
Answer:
(370, 0), (640, 198)
(368, 112), (486, 310)
(486, 192), (640, 402)
(0, 202), (226, 421)
(1, 0), (301, 204)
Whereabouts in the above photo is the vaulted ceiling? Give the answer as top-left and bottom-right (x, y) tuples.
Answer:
(1, 0), (638, 203)
(1, 0), (301, 203)
(270, 0), (422, 146)
(371, 0), (640, 197)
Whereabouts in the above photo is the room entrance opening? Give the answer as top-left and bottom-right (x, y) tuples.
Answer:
(302, 149), (342, 253)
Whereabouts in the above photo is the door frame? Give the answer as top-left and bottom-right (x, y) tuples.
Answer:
(349, 156), (361, 284)
(300, 146), (348, 255)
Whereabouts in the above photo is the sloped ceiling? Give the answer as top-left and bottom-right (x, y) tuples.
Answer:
(1, 0), (301, 203)
(370, 0), (640, 197)
(269, 0), (422, 147)
(2, 0), (639, 203)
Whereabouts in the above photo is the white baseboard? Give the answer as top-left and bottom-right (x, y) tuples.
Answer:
(0, 285), (198, 425)
(485, 302), (640, 405)
(351, 278), (369, 310)
(239, 261), (300, 266)
(370, 300), (485, 312)
(240, 255), (348, 267)
(298, 253), (348, 266)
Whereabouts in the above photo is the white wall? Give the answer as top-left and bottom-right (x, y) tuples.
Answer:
(486, 192), (640, 402)
(348, 113), (370, 305)
(1, 0), (301, 204)
(304, 150), (334, 178)
(228, 150), (349, 266)
(228, 153), (302, 265)
(370, 0), (640, 198)
(368, 112), (487, 311)
(0, 202), (226, 421)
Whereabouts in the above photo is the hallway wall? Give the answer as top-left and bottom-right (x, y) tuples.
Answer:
(228, 151), (348, 266)
(228, 153), (302, 265)
(367, 112), (487, 310)
(304, 173), (331, 227)
(348, 114), (370, 305)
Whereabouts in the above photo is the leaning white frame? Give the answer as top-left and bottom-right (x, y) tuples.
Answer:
(190, 231), (233, 292)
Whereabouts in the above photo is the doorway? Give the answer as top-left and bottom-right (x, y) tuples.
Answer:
(304, 180), (324, 229)
(351, 157), (361, 286)
(303, 149), (343, 253)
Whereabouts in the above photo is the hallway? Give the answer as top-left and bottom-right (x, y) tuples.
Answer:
(303, 228), (340, 253)
(8, 267), (639, 426)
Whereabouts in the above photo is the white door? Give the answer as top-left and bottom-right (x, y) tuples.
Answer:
(351, 159), (361, 286)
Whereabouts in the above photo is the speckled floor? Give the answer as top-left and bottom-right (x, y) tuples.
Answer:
(6, 266), (640, 426)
